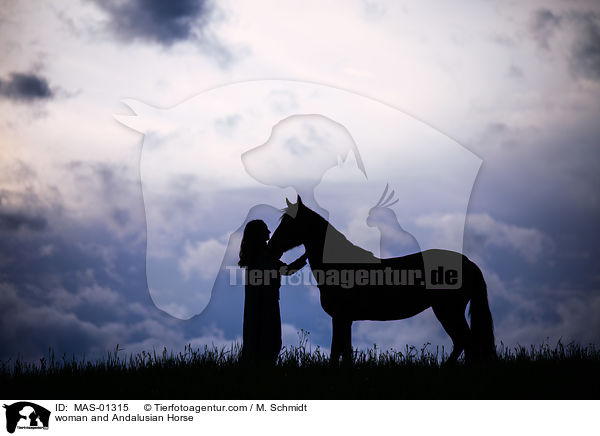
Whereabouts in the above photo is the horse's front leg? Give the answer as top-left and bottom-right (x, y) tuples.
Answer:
(330, 317), (353, 365)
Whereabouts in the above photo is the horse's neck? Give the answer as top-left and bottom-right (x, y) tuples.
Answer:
(301, 215), (328, 269)
(301, 214), (377, 266)
(304, 242), (325, 270)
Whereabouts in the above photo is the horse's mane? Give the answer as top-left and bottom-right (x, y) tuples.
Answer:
(297, 204), (379, 263)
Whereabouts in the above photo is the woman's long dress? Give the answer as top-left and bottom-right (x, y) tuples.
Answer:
(241, 255), (284, 364)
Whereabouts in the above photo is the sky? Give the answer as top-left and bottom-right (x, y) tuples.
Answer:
(1, 0), (599, 362)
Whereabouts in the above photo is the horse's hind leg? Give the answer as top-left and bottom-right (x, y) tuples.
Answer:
(432, 303), (471, 364)
(330, 317), (352, 364)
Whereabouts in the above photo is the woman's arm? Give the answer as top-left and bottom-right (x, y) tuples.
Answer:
(280, 253), (308, 276)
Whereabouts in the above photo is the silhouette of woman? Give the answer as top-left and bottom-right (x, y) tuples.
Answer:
(238, 219), (308, 365)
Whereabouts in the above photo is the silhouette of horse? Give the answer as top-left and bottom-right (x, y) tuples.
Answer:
(268, 196), (495, 364)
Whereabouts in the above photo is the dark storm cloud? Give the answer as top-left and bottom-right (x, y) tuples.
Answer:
(0, 160), (231, 362)
(464, 113), (600, 344)
(92, 0), (213, 46)
(0, 72), (54, 102)
(0, 169), (51, 235)
(530, 8), (562, 50)
(569, 12), (600, 81)
(529, 8), (600, 81)
(2, 128), (599, 363)
(0, 211), (47, 232)
(65, 160), (144, 231)
(0, 167), (166, 361)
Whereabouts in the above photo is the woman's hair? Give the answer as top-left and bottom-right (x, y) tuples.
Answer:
(238, 219), (268, 267)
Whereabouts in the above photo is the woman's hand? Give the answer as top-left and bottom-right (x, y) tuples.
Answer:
(281, 252), (309, 275)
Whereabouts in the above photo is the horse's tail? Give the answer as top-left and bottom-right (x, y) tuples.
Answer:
(468, 263), (496, 361)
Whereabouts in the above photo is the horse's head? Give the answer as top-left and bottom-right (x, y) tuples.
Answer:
(366, 183), (399, 228)
(268, 196), (306, 258)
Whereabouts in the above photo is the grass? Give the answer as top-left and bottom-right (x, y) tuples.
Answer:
(1, 334), (599, 399)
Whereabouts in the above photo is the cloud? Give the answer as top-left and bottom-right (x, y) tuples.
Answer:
(569, 12), (600, 81)
(465, 214), (552, 263)
(63, 160), (145, 238)
(508, 64), (524, 79)
(179, 238), (227, 281)
(187, 324), (237, 349)
(0, 211), (47, 232)
(0, 161), (247, 361)
(0, 168), (51, 234)
(529, 8), (600, 81)
(2, 0), (600, 362)
(0, 72), (54, 102)
(530, 8), (562, 50)
(487, 273), (600, 346)
(416, 213), (552, 263)
(91, 0), (213, 47)
(0, 280), (191, 361)
(281, 323), (327, 353)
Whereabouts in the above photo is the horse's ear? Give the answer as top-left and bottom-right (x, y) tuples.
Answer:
(297, 195), (303, 206)
(286, 198), (292, 207)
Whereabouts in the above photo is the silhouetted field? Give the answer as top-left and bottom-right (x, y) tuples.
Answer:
(2, 336), (598, 399)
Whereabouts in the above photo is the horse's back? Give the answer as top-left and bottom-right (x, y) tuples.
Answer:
(383, 249), (474, 286)
(381, 248), (467, 264)
(319, 249), (476, 321)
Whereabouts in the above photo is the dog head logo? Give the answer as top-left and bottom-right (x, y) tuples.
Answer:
(3, 402), (50, 434)
(116, 80), (481, 319)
